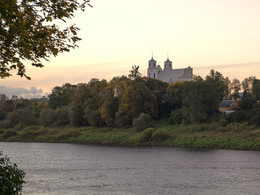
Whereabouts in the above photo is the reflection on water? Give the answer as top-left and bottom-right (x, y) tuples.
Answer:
(0, 142), (259, 195)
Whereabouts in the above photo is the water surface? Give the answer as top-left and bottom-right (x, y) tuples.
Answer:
(0, 142), (259, 195)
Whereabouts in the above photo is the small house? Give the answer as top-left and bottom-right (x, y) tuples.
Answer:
(219, 100), (238, 114)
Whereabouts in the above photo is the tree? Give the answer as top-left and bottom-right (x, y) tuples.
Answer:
(128, 65), (142, 79)
(39, 109), (56, 126)
(0, 0), (92, 79)
(0, 152), (25, 194)
(205, 69), (228, 101)
(252, 79), (260, 100)
(182, 81), (219, 123)
(242, 76), (256, 93)
(231, 78), (241, 100)
(48, 83), (76, 109)
(165, 82), (187, 111)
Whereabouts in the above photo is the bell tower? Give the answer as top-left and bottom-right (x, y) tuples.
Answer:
(147, 56), (161, 79)
(164, 57), (172, 70)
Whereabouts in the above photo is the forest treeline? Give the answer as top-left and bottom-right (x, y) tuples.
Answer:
(0, 69), (260, 132)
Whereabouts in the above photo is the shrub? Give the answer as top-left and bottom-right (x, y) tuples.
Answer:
(3, 130), (17, 138)
(0, 152), (25, 194)
(139, 128), (155, 143)
(133, 113), (152, 132)
(249, 115), (260, 125)
(151, 130), (170, 141)
(0, 120), (12, 129)
(169, 109), (182, 124)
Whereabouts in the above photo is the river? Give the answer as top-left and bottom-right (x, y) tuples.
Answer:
(0, 142), (259, 195)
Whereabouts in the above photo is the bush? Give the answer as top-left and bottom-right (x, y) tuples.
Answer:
(151, 130), (170, 141)
(139, 128), (155, 143)
(0, 120), (12, 129)
(3, 130), (17, 139)
(0, 152), (25, 194)
(169, 109), (182, 124)
(249, 115), (260, 125)
(133, 113), (152, 132)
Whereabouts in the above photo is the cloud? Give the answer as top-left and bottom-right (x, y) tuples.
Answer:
(0, 85), (44, 98)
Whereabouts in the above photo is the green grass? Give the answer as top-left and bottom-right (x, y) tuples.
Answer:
(0, 119), (259, 150)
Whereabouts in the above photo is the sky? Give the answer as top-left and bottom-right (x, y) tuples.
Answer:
(1, 0), (260, 97)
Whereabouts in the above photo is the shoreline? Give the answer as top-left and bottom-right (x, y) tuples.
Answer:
(1, 124), (259, 151)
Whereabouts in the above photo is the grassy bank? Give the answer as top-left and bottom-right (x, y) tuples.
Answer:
(0, 119), (260, 150)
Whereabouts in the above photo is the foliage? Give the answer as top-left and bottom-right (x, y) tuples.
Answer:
(128, 65), (142, 79)
(132, 113), (153, 132)
(182, 81), (219, 123)
(139, 128), (155, 143)
(48, 83), (76, 109)
(0, 0), (92, 79)
(230, 78), (241, 100)
(3, 129), (17, 139)
(0, 152), (25, 194)
(252, 79), (260, 100)
(205, 69), (228, 100)
(165, 82), (186, 111)
(169, 109), (182, 124)
(239, 97), (256, 110)
(151, 130), (170, 141)
(39, 109), (56, 126)
(6, 109), (38, 128)
(69, 103), (85, 127)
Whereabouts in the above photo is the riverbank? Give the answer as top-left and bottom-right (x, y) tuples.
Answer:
(1, 119), (260, 150)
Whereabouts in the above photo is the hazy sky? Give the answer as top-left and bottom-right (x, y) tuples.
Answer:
(1, 0), (260, 96)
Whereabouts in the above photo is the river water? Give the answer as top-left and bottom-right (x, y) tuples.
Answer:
(0, 142), (259, 195)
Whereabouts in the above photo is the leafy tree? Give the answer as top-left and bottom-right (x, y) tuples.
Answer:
(165, 82), (187, 111)
(128, 65), (142, 79)
(48, 83), (76, 109)
(205, 69), (227, 101)
(118, 81), (157, 125)
(242, 76), (256, 93)
(39, 109), (56, 126)
(0, 0), (92, 79)
(6, 109), (38, 128)
(239, 97), (257, 110)
(100, 86), (118, 127)
(143, 77), (168, 117)
(223, 77), (232, 99)
(69, 103), (84, 127)
(182, 81), (219, 123)
(252, 79), (260, 100)
(230, 78), (241, 100)
(55, 107), (70, 126)
(0, 152), (25, 194)
(85, 109), (104, 127)
(169, 109), (182, 124)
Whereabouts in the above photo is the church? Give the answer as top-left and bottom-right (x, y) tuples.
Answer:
(147, 57), (193, 83)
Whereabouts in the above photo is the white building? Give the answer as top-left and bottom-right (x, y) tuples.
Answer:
(147, 57), (193, 83)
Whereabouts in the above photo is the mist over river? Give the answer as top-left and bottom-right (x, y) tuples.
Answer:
(0, 142), (259, 195)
